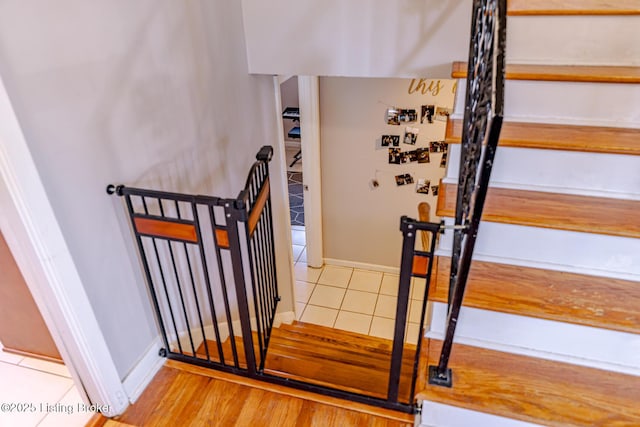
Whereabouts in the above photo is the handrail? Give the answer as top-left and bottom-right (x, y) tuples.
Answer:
(429, 0), (507, 388)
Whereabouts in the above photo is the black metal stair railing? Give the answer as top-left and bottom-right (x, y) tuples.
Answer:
(429, 0), (507, 387)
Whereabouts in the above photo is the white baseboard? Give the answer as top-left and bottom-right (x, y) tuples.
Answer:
(324, 258), (400, 275)
(122, 337), (165, 404)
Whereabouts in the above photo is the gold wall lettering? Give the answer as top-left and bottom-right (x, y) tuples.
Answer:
(408, 79), (444, 96)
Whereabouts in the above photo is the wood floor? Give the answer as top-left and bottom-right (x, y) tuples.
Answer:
(196, 321), (418, 403)
(110, 361), (414, 427)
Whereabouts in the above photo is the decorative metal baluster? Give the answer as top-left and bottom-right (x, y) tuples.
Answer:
(430, 0), (506, 387)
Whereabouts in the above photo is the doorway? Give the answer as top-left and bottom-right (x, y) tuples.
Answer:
(0, 231), (94, 426)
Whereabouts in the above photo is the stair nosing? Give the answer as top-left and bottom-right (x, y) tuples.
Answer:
(452, 62), (640, 83)
(507, 0), (640, 15)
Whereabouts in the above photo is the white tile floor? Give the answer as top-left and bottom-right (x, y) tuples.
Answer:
(291, 226), (425, 345)
(0, 343), (93, 427)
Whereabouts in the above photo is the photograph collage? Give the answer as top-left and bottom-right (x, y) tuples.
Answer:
(383, 105), (450, 195)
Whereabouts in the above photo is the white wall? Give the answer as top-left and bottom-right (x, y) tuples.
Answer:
(0, 0), (288, 379)
(320, 77), (456, 268)
(241, 0), (471, 78)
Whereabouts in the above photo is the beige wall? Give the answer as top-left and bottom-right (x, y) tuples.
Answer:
(320, 77), (456, 268)
(0, 0), (287, 378)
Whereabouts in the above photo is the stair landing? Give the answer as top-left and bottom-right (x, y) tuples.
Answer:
(197, 321), (419, 404)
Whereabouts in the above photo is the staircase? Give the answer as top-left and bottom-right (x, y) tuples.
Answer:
(417, 2), (640, 426)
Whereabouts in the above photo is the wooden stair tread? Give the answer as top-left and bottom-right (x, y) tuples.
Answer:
(508, 0), (640, 15)
(446, 119), (640, 155)
(436, 183), (640, 239)
(417, 339), (640, 427)
(452, 62), (640, 83)
(431, 256), (640, 334)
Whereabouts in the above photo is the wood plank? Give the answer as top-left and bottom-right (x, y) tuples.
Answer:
(84, 413), (107, 427)
(412, 255), (428, 276)
(248, 177), (270, 236)
(156, 360), (414, 427)
(446, 119), (640, 156)
(113, 366), (180, 424)
(436, 183), (640, 239)
(431, 256), (640, 334)
(508, 0), (640, 15)
(417, 339), (640, 427)
(197, 322), (418, 404)
(451, 62), (640, 83)
(214, 228), (229, 248)
(265, 323), (416, 403)
(134, 216), (197, 243)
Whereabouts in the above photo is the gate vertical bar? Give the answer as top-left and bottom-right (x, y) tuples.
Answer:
(387, 216), (418, 402)
(225, 199), (258, 376)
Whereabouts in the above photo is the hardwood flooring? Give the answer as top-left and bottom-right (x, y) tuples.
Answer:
(111, 361), (413, 427)
(196, 321), (418, 403)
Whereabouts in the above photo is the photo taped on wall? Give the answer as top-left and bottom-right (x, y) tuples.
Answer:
(389, 147), (401, 164)
(440, 152), (448, 168)
(406, 150), (418, 162)
(398, 109), (418, 123)
(382, 135), (400, 147)
(416, 178), (431, 194)
(403, 126), (419, 145)
(435, 106), (452, 122)
(386, 108), (400, 125)
(429, 140), (447, 153)
(421, 105), (435, 124)
(403, 173), (414, 185)
(416, 148), (430, 163)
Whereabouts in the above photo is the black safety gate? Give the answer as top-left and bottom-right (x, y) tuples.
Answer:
(107, 146), (279, 376)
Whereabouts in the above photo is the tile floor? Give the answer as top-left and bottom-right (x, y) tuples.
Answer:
(0, 343), (93, 427)
(291, 226), (426, 345)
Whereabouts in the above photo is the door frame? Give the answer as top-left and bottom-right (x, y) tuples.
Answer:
(0, 74), (128, 416)
(297, 76), (323, 268)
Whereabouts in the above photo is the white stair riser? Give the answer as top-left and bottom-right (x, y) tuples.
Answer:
(445, 145), (640, 200)
(437, 219), (640, 281)
(507, 16), (640, 66)
(421, 401), (544, 427)
(453, 80), (640, 127)
(428, 302), (640, 375)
